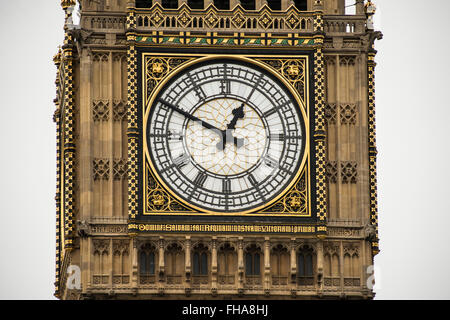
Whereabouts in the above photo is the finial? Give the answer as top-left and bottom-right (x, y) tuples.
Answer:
(365, 1), (377, 30)
(365, 0), (376, 14)
(61, 0), (76, 10)
(53, 47), (62, 65)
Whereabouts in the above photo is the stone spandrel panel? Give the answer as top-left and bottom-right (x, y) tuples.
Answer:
(324, 54), (365, 223)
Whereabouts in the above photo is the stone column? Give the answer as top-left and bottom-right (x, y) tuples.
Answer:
(131, 238), (138, 289)
(211, 237), (218, 293)
(290, 238), (297, 283)
(158, 237), (165, 275)
(184, 236), (191, 295)
(264, 237), (270, 292)
(237, 237), (244, 292)
(316, 239), (324, 291)
(158, 237), (165, 294)
(185, 236), (191, 276)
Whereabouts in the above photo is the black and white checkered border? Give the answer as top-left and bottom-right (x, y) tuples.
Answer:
(368, 54), (379, 255)
(127, 44), (139, 220)
(314, 46), (327, 223)
(62, 32), (75, 250)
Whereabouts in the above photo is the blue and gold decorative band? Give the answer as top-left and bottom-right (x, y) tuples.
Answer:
(134, 32), (316, 47)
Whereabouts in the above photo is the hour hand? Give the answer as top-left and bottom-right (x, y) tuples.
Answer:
(215, 103), (245, 150)
(227, 103), (245, 130)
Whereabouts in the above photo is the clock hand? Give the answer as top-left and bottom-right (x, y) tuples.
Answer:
(159, 99), (243, 151)
(158, 98), (223, 136)
(227, 103), (245, 130)
(218, 103), (245, 150)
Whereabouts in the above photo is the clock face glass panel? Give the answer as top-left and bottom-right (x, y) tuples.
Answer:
(146, 60), (306, 213)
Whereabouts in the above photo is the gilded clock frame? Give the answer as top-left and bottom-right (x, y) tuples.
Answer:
(140, 53), (312, 217)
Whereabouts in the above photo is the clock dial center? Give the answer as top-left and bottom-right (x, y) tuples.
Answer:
(185, 98), (267, 176)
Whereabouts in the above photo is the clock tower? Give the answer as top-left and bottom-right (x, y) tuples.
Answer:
(53, 0), (382, 299)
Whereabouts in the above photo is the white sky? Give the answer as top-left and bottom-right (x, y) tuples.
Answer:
(0, 0), (449, 300)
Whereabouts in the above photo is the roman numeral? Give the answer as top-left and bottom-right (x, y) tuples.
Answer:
(264, 155), (279, 168)
(269, 133), (285, 141)
(168, 131), (183, 141)
(247, 174), (258, 187)
(173, 153), (190, 169)
(193, 172), (208, 188)
(245, 73), (263, 103)
(263, 107), (277, 118)
(268, 133), (303, 141)
(187, 73), (206, 102)
(220, 79), (231, 95)
(222, 178), (231, 194)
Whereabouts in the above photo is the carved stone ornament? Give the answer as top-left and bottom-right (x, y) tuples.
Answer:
(93, 158), (110, 180)
(113, 159), (127, 180)
(364, 223), (377, 241)
(325, 161), (338, 184)
(341, 161), (358, 184)
(340, 104), (357, 125)
(93, 239), (109, 254)
(77, 220), (90, 238)
(113, 100), (127, 121)
(324, 104), (337, 125)
(92, 100), (110, 122)
(113, 239), (129, 255)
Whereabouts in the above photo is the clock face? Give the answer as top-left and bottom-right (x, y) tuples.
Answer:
(146, 60), (306, 213)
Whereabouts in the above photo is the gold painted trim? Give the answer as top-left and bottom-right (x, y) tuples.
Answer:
(142, 53), (311, 217)
(135, 223), (317, 234)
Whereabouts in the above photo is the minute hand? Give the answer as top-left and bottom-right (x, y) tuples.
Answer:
(158, 99), (223, 134)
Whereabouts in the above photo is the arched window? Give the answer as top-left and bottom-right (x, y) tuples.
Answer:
(323, 246), (340, 287)
(245, 244), (261, 276)
(188, 0), (204, 9)
(214, 0), (229, 10)
(136, 0), (153, 8)
(162, 0), (179, 9)
(267, 0), (281, 11)
(297, 245), (315, 286)
(192, 244), (209, 275)
(343, 247), (360, 287)
(240, 0), (255, 11)
(139, 243), (155, 275)
(139, 243), (156, 284)
(294, 0), (308, 11)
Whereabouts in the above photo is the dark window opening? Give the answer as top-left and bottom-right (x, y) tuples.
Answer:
(136, 0), (153, 8)
(139, 245), (156, 275)
(162, 0), (179, 9)
(193, 245), (208, 276)
(240, 0), (255, 10)
(267, 0), (281, 11)
(214, 0), (230, 10)
(245, 252), (260, 275)
(188, 0), (204, 9)
(295, 0), (308, 11)
(298, 249), (314, 277)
